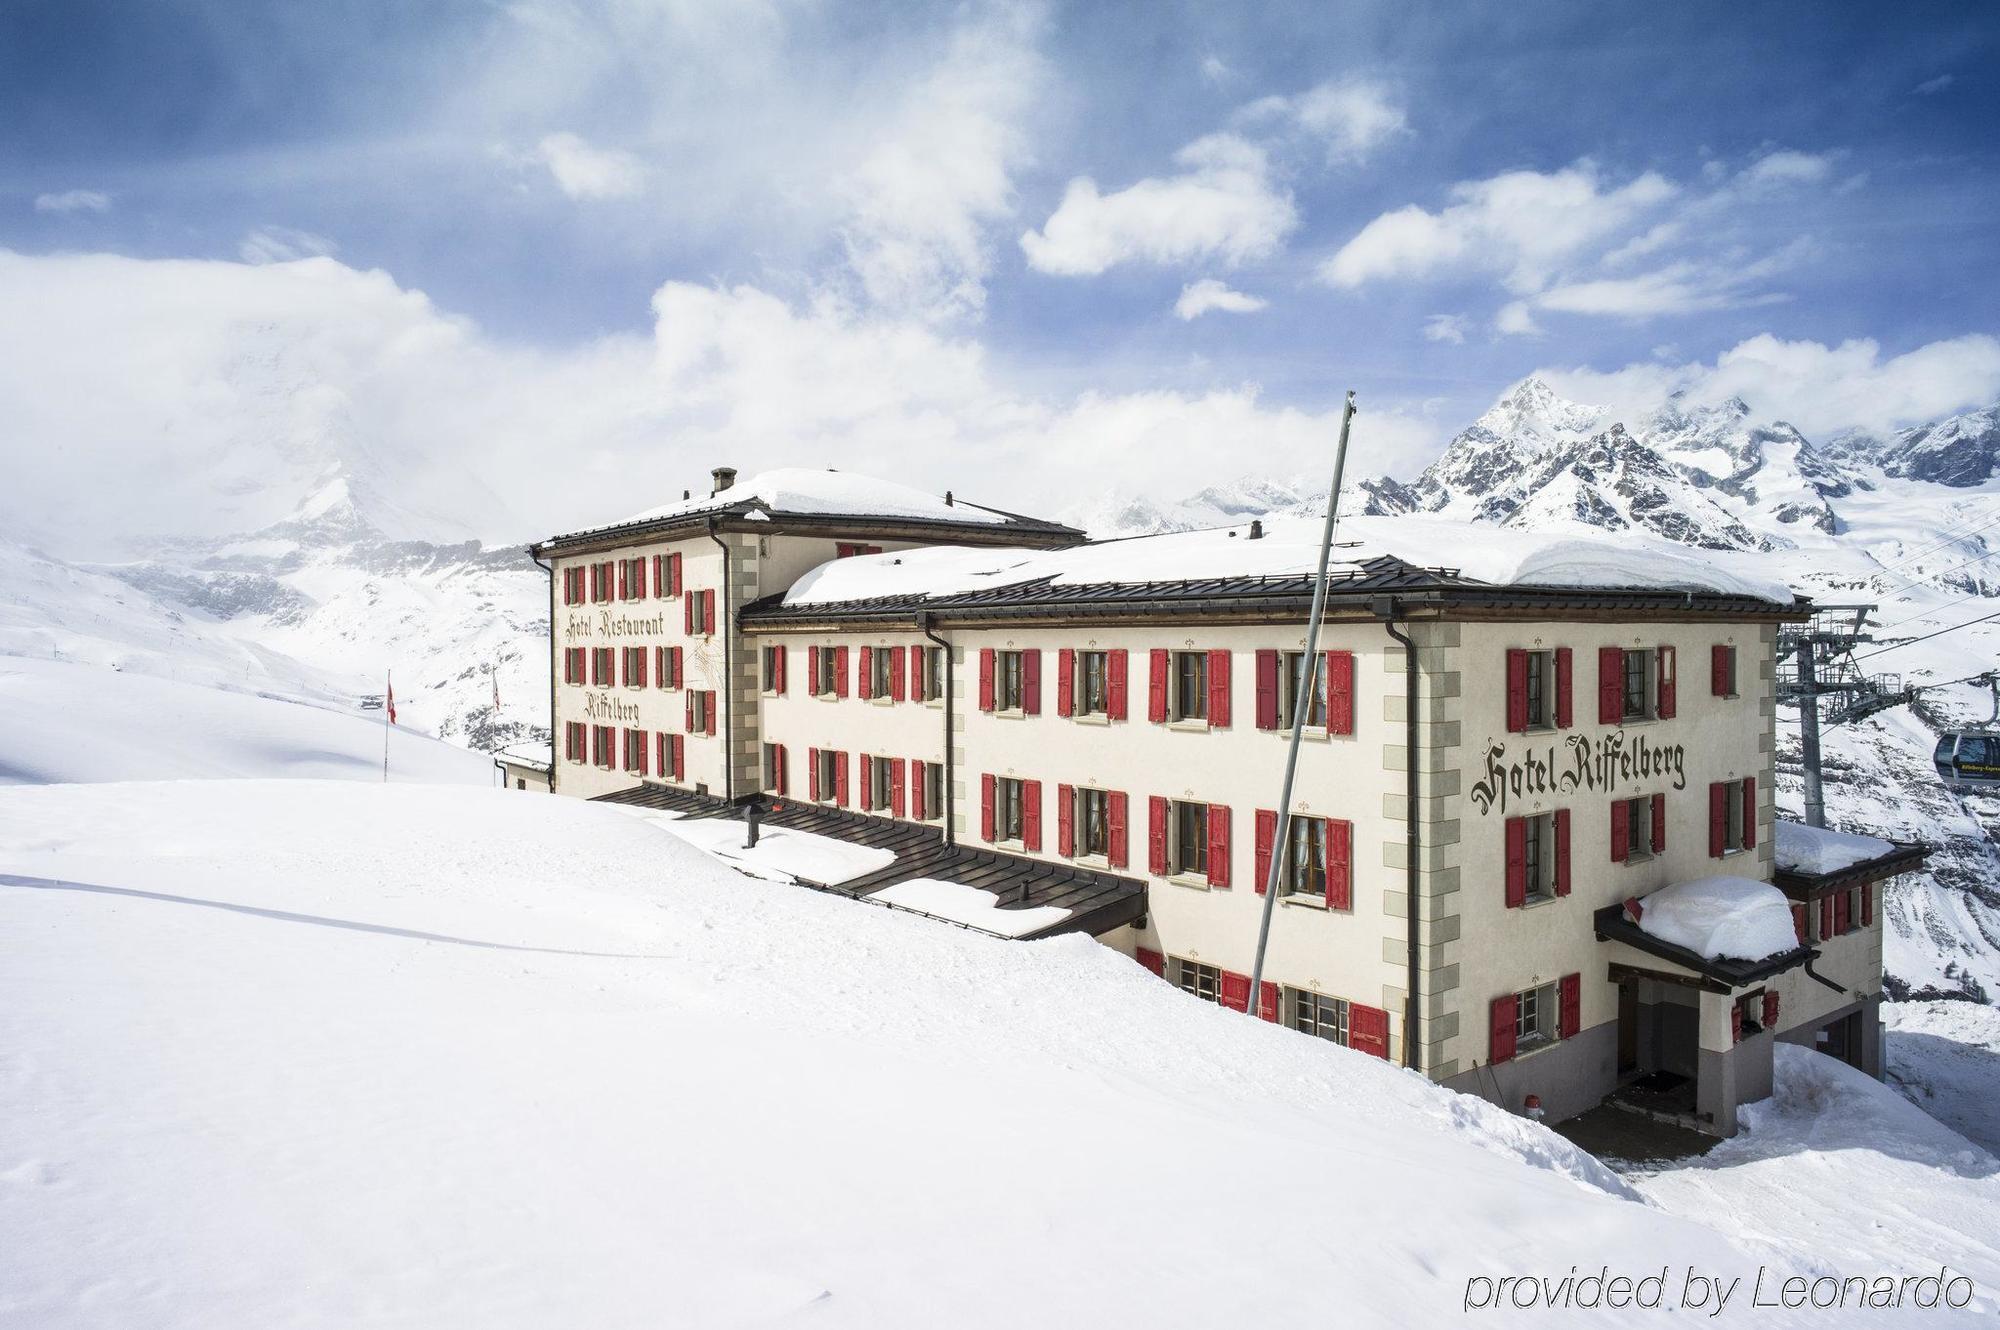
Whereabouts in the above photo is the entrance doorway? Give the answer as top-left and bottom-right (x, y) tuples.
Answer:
(1818, 1011), (1863, 1069)
(1616, 980), (1639, 1075)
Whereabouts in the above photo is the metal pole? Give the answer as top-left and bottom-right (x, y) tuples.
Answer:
(1249, 391), (1358, 1004)
(1798, 636), (1824, 829)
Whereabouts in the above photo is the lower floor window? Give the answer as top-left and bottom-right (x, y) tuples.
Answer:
(763, 743), (785, 793)
(1288, 989), (1349, 1044)
(564, 721), (586, 763)
(1515, 982), (1555, 1050)
(622, 727), (648, 774)
(591, 724), (615, 769)
(994, 776), (1026, 842)
(1077, 787), (1110, 857)
(1172, 799), (1209, 877)
(1175, 958), (1222, 1003)
(867, 754), (894, 811)
(921, 762), (944, 822)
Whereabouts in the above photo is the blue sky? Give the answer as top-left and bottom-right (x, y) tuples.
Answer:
(3, 0), (1998, 545)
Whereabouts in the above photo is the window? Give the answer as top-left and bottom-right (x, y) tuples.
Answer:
(1288, 989), (1350, 1045)
(994, 776), (1026, 843)
(622, 727), (648, 774)
(1619, 795), (1655, 862)
(1738, 991), (1768, 1038)
(658, 732), (682, 781)
(814, 647), (839, 696)
(1174, 651), (1209, 722)
(590, 561), (614, 603)
(762, 743), (785, 794)
(1524, 651), (1554, 730)
(1280, 651), (1328, 728)
(1172, 799), (1209, 877)
(562, 566), (586, 605)
(762, 645), (784, 694)
(1077, 651), (1110, 716)
(1515, 982), (1555, 1051)
(869, 649), (893, 700)
(1520, 812), (1557, 902)
(563, 647), (585, 685)
(1283, 815), (1329, 899)
(1621, 648), (1653, 721)
(1712, 644), (1739, 698)
(686, 590), (714, 636)
(622, 646), (647, 688)
(921, 762), (944, 822)
(1717, 777), (1751, 854)
(591, 648), (615, 686)
(592, 724), (615, 769)
(1175, 958), (1223, 1004)
(993, 650), (1024, 711)
(688, 690), (713, 734)
(868, 754), (894, 810)
(564, 721), (586, 763)
(815, 748), (842, 802)
(619, 557), (648, 601)
(918, 646), (945, 702)
(1075, 787), (1111, 857)
(656, 645), (680, 689)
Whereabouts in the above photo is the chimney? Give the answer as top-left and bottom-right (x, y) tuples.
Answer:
(1248, 519), (1264, 540)
(944, 489), (954, 507)
(711, 466), (738, 497)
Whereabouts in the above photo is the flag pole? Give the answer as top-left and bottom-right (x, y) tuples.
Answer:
(383, 670), (393, 784)
(1248, 390), (1357, 1008)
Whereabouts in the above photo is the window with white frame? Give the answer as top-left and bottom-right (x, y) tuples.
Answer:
(1173, 651), (1209, 721)
(993, 650), (1025, 711)
(1738, 990), (1768, 1037)
(1288, 989), (1349, 1045)
(1283, 815), (1329, 898)
(869, 649), (893, 699)
(1523, 650), (1556, 730)
(1621, 648), (1654, 721)
(1077, 650), (1110, 716)
(1280, 651), (1327, 729)
(814, 648), (838, 696)
(1172, 799), (1209, 877)
(1075, 787), (1110, 858)
(1175, 958), (1222, 1004)
(1621, 796), (1654, 862)
(1515, 982), (1556, 1050)
(919, 646), (945, 702)
(993, 776), (1026, 843)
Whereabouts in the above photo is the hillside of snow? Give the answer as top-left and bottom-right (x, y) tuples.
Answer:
(3, 780), (1994, 1327)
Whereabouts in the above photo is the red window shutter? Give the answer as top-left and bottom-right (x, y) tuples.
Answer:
(908, 645), (925, 700)
(1835, 891), (1850, 935)
(1558, 973), (1580, 1040)
(1022, 779), (1042, 852)
(1741, 776), (1757, 849)
(1598, 646), (1624, 724)
(1821, 895), (1834, 938)
(1650, 792), (1666, 854)
(890, 759), (906, 817)
(1505, 817), (1527, 908)
(775, 645), (786, 695)
(674, 553), (685, 597)
(1611, 799), (1630, 863)
(1490, 995), (1518, 1064)
(1554, 646), (1572, 728)
(1207, 649), (1231, 727)
(834, 646), (849, 698)
(1107, 791), (1128, 868)
(1057, 784), (1074, 856)
(834, 751), (849, 807)
(1351, 1004), (1390, 1059)
(1554, 808), (1572, 896)
(809, 747), (821, 801)
(1136, 947), (1165, 977)
(1792, 903), (1807, 944)
(1762, 990), (1780, 1029)
(636, 650), (648, 688)
(651, 555), (662, 598)
(1207, 804), (1231, 888)
(1731, 1004), (1744, 1045)
(674, 736), (684, 781)
(889, 646), (905, 702)
(1709, 782), (1728, 857)
(978, 648), (995, 711)
(809, 645), (821, 696)
(1258, 981), (1280, 1023)
(859, 753), (874, 810)
(672, 647), (684, 687)
(1861, 882), (1873, 926)
(1656, 645), (1676, 719)
(1219, 970), (1251, 1013)
(1505, 649), (1529, 733)
(617, 561), (627, 599)
(705, 692), (716, 736)
(1328, 650), (1355, 735)
(858, 646), (874, 700)
(1712, 643), (1730, 696)
(685, 692), (694, 730)
(1148, 796), (1169, 875)
(703, 589), (715, 636)
(1148, 649), (1169, 722)
(1107, 649), (1129, 719)
(1329, 819), (1352, 910)
(981, 774), (996, 842)
(1022, 649), (1041, 716)
(655, 732), (667, 774)
(683, 592), (693, 635)
(1253, 809), (1277, 895)
(908, 759), (924, 820)
(1254, 650), (1280, 730)
(1056, 648), (1075, 717)
(775, 744), (788, 796)
(637, 729), (650, 776)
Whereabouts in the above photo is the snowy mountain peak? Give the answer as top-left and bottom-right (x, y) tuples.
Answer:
(1882, 401), (2000, 487)
(1471, 376), (1604, 443)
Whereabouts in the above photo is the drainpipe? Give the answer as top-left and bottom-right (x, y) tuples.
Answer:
(706, 517), (734, 802)
(530, 548), (557, 793)
(1375, 598), (1423, 1075)
(922, 613), (955, 845)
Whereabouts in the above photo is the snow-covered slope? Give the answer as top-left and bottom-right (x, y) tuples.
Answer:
(3, 780), (1993, 1326)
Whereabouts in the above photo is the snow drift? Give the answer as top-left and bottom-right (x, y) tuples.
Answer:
(1636, 876), (1802, 961)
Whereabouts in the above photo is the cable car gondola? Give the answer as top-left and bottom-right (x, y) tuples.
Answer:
(1932, 673), (2000, 791)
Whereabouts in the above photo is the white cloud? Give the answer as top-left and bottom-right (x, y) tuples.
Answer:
(530, 131), (646, 200)
(34, 189), (111, 214)
(1174, 279), (1268, 320)
(1239, 77), (1408, 163)
(1200, 54), (1232, 84)
(1494, 301), (1542, 338)
(1320, 164), (1677, 292)
(835, 6), (1044, 321)
(239, 226), (338, 265)
(1913, 73), (1955, 95)
(1421, 313), (1468, 344)
(1735, 149), (1836, 190)
(1020, 134), (1297, 277)
(1537, 333), (2000, 439)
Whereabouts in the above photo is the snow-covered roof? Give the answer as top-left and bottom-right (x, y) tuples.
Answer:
(1773, 821), (1895, 876)
(781, 513), (1796, 607)
(493, 742), (552, 771)
(866, 878), (1072, 937)
(1635, 877), (1801, 963)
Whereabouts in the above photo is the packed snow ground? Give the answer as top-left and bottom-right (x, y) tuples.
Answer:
(0, 657), (491, 785)
(9, 782), (1991, 1327)
(1886, 1000), (2000, 1154)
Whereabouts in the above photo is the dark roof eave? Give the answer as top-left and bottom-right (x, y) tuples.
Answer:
(529, 505), (1083, 557)
(1593, 903), (1817, 987)
(1773, 841), (1931, 897)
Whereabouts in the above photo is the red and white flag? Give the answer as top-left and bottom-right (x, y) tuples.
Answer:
(386, 672), (398, 726)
